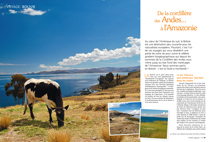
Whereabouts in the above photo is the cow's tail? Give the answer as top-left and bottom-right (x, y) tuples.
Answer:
(23, 91), (28, 115)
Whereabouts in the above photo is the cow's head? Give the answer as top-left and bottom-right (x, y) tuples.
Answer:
(52, 105), (69, 127)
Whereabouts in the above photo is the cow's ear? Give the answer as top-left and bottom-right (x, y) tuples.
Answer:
(51, 107), (56, 113)
(64, 105), (69, 111)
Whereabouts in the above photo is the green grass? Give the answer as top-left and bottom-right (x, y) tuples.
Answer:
(11, 118), (57, 137)
(0, 128), (9, 135)
(140, 121), (167, 139)
(17, 126), (47, 137)
(5, 104), (47, 113)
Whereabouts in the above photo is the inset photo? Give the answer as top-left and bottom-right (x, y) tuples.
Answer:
(140, 109), (168, 139)
(108, 102), (142, 135)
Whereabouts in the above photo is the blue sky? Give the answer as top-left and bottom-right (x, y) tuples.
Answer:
(0, 0), (140, 74)
(109, 102), (141, 115)
(141, 109), (168, 118)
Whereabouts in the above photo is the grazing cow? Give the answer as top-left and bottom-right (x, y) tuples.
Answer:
(23, 78), (69, 127)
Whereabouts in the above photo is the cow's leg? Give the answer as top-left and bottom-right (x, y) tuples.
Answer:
(29, 103), (35, 120)
(45, 99), (56, 123)
(47, 105), (53, 123)
(43, 95), (56, 123)
(27, 95), (35, 120)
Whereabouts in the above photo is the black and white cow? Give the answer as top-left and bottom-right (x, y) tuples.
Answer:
(23, 78), (69, 127)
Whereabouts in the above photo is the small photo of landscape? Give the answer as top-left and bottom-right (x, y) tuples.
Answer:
(108, 102), (141, 135)
(140, 109), (168, 139)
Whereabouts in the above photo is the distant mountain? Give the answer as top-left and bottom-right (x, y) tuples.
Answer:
(28, 66), (140, 74)
(153, 114), (168, 118)
(110, 110), (134, 118)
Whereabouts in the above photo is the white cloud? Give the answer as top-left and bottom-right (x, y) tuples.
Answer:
(39, 64), (71, 71)
(162, 112), (167, 115)
(141, 113), (154, 117)
(0, 63), (14, 65)
(58, 37), (140, 66)
(160, 112), (168, 116)
(154, 112), (168, 118)
(108, 102), (128, 109)
(142, 112), (168, 118)
(20, 8), (46, 16)
(108, 103), (121, 108)
(9, 9), (17, 14)
(0, 72), (7, 75)
(129, 110), (140, 115)
(0, 63), (25, 66)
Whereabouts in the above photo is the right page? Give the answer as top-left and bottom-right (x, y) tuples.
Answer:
(140, 0), (212, 141)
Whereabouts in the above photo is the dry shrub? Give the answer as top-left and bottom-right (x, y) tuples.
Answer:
(120, 93), (126, 98)
(101, 104), (108, 111)
(85, 116), (90, 120)
(109, 95), (115, 99)
(0, 116), (11, 130)
(81, 114), (86, 119)
(46, 129), (72, 142)
(93, 104), (108, 111)
(84, 104), (93, 111)
(100, 127), (124, 142)
(93, 104), (101, 111)
(85, 103), (108, 111)
(81, 114), (90, 120)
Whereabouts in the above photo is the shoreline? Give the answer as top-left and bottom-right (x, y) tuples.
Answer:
(0, 84), (100, 108)
(64, 84), (100, 97)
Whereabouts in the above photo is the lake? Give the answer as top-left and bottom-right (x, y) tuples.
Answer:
(0, 72), (127, 108)
(141, 116), (168, 122)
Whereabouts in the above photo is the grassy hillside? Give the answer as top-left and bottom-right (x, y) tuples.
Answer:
(140, 121), (168, 139)
(109, 110), (133, 118)
(0, 71), (140, 142)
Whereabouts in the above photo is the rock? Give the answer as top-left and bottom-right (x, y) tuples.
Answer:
(92, 136), (97, 140)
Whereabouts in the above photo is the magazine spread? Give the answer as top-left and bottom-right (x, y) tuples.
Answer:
(0, 0), (211, 142)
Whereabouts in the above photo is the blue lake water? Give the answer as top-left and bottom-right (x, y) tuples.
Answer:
(141, 116), (168, 122)
(0, 73), (127, 108)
